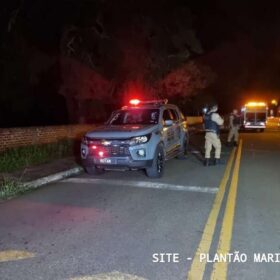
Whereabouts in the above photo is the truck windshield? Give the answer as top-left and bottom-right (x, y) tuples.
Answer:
(246, 112), (255, 122)
(109, 109), (160, 125)
(245, 112), (267, 122)
(256, 112), (266, 122)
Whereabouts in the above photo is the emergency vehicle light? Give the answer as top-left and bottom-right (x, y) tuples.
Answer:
(245, 102), (266, 107)
(128, 99), (168, 106)
(129, 99), (141, 106)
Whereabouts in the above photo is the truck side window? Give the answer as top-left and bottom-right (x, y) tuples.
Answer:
(170, 109), (179, 121)
(163, 110), (172, 121)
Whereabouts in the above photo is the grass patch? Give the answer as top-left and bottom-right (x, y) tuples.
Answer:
(0, 139), (75, 173)
(0, 177), (26, 199)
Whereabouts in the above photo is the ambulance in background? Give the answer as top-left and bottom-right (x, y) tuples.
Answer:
(241, 102), (268, 132)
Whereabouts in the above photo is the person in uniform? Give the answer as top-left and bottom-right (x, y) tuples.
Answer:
(227, 109), (241, 147)
(203, 104), (224, 166)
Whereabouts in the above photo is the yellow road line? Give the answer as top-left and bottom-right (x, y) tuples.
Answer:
(187, 148), (236, 280)
(0, 250), (35, 262)
(211, 140), (243, 280)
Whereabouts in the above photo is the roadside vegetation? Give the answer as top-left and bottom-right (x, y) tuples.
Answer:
(0, 139), (75, 173)
(0, 139), (76, 199)
(0, 177), (25, 200)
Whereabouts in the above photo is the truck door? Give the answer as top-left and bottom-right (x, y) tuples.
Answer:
(162, 109), (175, 152)
(169, 108), (181, 148)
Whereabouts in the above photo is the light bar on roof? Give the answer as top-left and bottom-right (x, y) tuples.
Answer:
(245, 102), (267, 107)
(129, 99), (141, 105)
(141, 99), (168, 105)
(128, 99), (168, 106)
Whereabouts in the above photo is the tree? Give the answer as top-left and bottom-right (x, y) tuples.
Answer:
(0, 0), (216, 125)
(155, 61), (216, 98)
(59, 56), (110, 122)
(59, 0), (215, 122)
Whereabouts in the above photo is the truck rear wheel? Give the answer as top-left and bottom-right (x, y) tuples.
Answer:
(145, 145), (165, 178)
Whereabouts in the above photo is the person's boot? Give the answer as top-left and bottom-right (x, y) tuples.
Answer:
(226, 141), (231, 147)
(213, 158), (224, 165)
(204, 158), (210, 166)
(234, 141), (238, 147)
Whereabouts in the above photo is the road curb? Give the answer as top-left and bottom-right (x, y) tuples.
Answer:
(0, 166), (83, 202)
(23, 166), (84, 189)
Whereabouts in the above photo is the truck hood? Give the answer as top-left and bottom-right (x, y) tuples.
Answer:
(85, 124), (158, 139)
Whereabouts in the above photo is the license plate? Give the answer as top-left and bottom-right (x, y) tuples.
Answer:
(99, 158), (112, 164)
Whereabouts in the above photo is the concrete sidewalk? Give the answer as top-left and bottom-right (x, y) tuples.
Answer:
(3, 157), (81, 182)
(0, 157), (83, 200)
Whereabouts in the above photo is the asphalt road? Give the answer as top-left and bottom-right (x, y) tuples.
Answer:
(0, 126), (280, 280)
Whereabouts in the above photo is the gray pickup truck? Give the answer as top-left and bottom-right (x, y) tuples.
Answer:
(81, 99), (188, 178)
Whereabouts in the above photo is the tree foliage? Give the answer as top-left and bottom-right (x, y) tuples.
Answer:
(156, 62), (216, 98)
(59, 0), (215, 119)
(0, 0), (216, 125)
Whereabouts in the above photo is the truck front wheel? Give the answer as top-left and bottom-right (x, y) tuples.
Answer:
(145, 145), (165, 178)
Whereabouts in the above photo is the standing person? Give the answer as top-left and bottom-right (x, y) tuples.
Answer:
(203, 104), (224, 166)
(227, 109), (241, 147)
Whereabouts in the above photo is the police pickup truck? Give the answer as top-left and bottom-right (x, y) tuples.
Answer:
(81, 99), (188, 178)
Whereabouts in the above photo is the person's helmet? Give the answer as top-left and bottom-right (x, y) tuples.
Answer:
(209, 103), (218, 112)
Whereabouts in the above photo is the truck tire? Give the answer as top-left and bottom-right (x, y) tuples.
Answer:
(145, 145), (165, 178)
(85, 165), (104, 175)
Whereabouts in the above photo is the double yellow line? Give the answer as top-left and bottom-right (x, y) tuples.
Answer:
(187, 140), (243, 280)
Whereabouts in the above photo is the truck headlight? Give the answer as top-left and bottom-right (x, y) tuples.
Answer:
(129, 134), (151, 146)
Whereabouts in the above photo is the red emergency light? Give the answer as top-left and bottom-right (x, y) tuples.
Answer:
(129, 99), (141, 106)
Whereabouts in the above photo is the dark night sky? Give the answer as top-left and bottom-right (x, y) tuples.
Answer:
(39, 0), (280, 103)
(13, 1), (280, 93)
(1, 0), (280, 126)
(189, 0), (280, 107)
